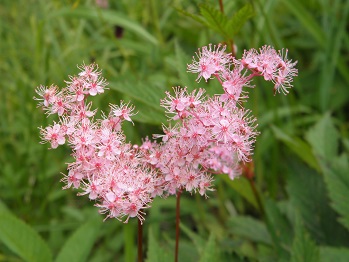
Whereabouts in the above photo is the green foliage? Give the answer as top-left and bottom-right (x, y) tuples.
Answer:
(1, 0), (349, 261)
(55, 217), (101, 262)
(0, 203), (52, 262)
(177, 3), (254, 44)
(290, 219), (319, 262)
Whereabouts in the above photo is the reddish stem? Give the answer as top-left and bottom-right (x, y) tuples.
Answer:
(138, 219), (143, 262)
(218, 0), (224, 13)
(175, 189), (182, 262)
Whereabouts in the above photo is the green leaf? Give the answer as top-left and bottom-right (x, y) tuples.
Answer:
(264, 199), (292, 260)
(198, 4), (254, 39)
(0, 211), (52, 262)
(271, 125), (320, 172)
(226, 4), (254, 35)
(175, 41), (199, 91)
(228, 216), (272, 245)
(305, 113), (339, 160)
(286, 161), (349, 245)
(55, 217), (101, 262)
(175, 7), (207, 25)
(281, 0), (349, 85)
(322, 155), (349, 231)
(290, 220), (319, 262)
(319, 1), (349, 111)
(281, 0), (325, 45)
(320, 246), (349, 262)
(50, 7), (158, 45)
(146, 226), (171, 262)
(199, 233), (218, 262)
(109, 80), (166, 125)
(221, 176), (258, 209)
(199, 4), (230, 39)
(123, 222), (136, 262)
(180, 223), (205, 254)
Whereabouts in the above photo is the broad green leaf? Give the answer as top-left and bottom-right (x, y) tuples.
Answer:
(55, 216), (101, 262)
(271, 125), (320, 172)
(290, 220), (319, 262)
(175, 41), (199, 91)
(305, 113), (339, 160)
(258, 105), (312, 129)
(200, 233), (218, 262)
(226, 4), (254, 35)
(320, 246), (349, 262)
(131, 101), (167, 125)
(109, 80), (166, 124)
(228, 216), (272, 245)
(0, 212), (52, 262)
(51, 7), (158, 45)
(221, 176), (258, 209)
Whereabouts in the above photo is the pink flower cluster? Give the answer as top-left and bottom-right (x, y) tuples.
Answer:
(188, 44), (298, 98)
(139, 45), (297, 198)
(35, 44), (297, 222)
(139, 88), (257, 196)
(35, 64), (162, 223)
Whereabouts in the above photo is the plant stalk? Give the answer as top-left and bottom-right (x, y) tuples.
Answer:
(175, 189), (182, 262)
(138, 219), (143, 262)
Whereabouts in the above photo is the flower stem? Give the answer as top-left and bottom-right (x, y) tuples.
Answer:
(175, 189), (182, 262)
(249, 178), (265, 215)
(138, 219), (143, 262)
(218, 0), (224, 13)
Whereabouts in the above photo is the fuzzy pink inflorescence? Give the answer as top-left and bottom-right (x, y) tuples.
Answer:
(35, 44), (297, 223)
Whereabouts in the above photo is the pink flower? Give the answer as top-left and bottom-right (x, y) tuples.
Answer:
(187, 44), (231, 82)
(110, 101), (136, 123)
(40, 123), (66, 149)
(34, 85), (58, 107)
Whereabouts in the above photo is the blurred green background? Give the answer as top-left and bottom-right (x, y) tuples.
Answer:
(1, 0), (349, 261)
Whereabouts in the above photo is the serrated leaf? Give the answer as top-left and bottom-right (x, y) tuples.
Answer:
(0, 212), (52, 262)
(55, 217), (101, 262)
(199, 233), (217, 262)
(50, 7), (158, 45)
(286, 161), (349, 245)
(319, 246), (349, 262)
(322, 155), (349, 231)
(199, 4), (230, 39)
(228, 216), (272, 245)
(305, 114), (339, 160)
(264, 198), (292, 260)
(290, 220), (319, 262)
(226, 4), (254, 35)
(175, 7), (207, 25)
(271, 125), (320, 172)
